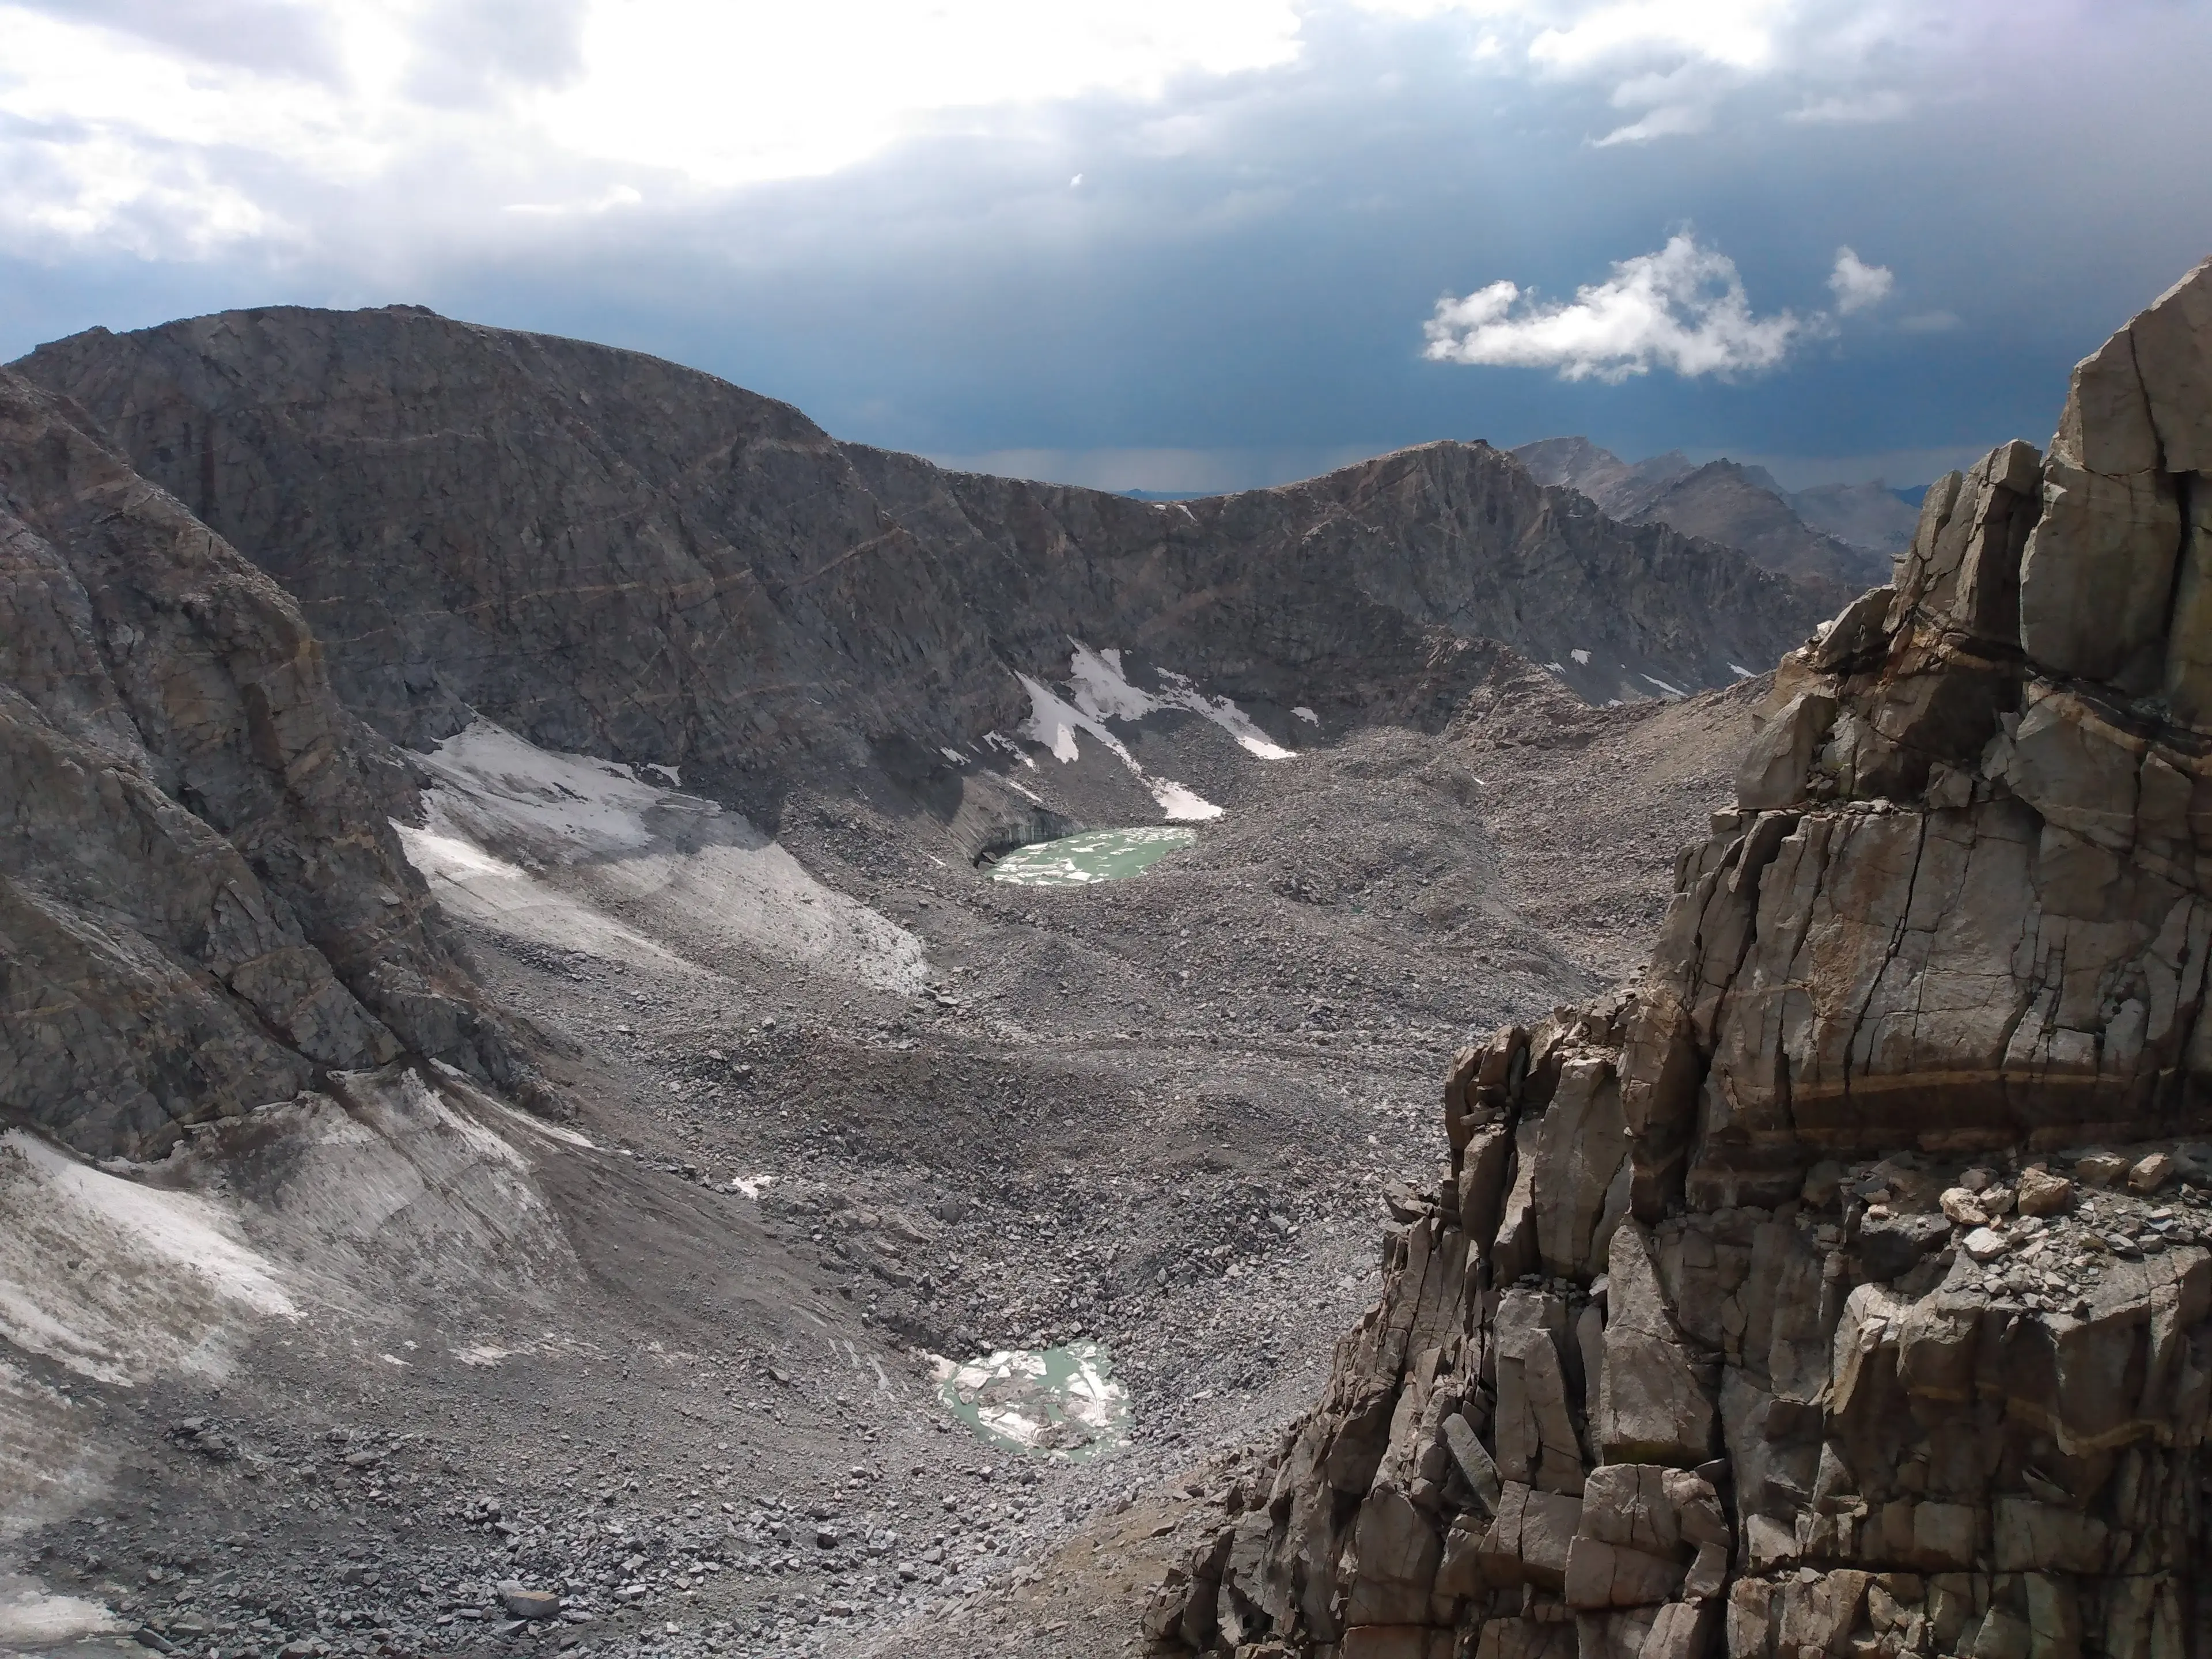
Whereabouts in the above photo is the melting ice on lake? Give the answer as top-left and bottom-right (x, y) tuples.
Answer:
(933, 1343), (1131, 1460)
(986, 827), (1196, 887)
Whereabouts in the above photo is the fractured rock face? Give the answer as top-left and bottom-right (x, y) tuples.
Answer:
(1145, 260), (2212, 1659)
(0, 368), (530, 1158)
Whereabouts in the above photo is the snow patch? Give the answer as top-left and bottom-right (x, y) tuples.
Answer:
(1016, 673), (1222, 821)
(981, 730), (1039, 770)
(434, 1066), (595, 1149)
(1066, 642), (1293, 760)
(416, 721), (707, 858)
(0, 1130), (297, 1385)
(1570, 648), (1591, 665)
(1729, 662), (1759, 678)
(401, 719), (925, 993)
(394, 821), (684, 971)
(1014, 639), (1302, 820)
(1641, 673), (1687, 698)
(0, 1581), (122, 1645)
(1292, 706), (1320, 725)
(1149, 781), (1224, 822)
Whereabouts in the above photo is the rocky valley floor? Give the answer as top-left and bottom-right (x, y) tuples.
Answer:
(1, 680), (1758, 1659)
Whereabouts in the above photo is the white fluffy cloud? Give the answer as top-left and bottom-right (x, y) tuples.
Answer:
(1828, 245), (1893, 313)
(1423, 233), (1808, 381)
(1368, 0), (1956, 146)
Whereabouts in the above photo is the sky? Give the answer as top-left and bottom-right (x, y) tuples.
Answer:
(3, 1), (2209, 493)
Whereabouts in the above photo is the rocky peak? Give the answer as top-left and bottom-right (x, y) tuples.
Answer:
(1146, 259), (2212, 1659)
(17, 309), (1830, 783)
(1512, 440), (1890, 593)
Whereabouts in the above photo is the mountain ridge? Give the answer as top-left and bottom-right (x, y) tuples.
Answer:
(16, 305), (1835, 791)
(1514, 435), (1918, 589)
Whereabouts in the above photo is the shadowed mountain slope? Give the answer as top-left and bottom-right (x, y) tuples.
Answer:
(18, 308), (1829, 792)
(0, 367), (529, 1159)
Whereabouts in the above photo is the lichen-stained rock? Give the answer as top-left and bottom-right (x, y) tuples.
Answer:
(1143, 259), (2212, 1659)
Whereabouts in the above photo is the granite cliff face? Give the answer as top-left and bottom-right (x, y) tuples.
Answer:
(17, 308), (1826, 779)
(0, 367), (527, 1160)
(1147, 262), (2212, 1659)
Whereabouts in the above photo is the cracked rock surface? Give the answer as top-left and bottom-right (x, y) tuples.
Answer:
(1147, 260), (2212, 1659)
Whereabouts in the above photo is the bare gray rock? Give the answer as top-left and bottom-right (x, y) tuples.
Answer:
(1513, 439), (1889, 590)
(18, 309), (1825, 777)
(1148, 259), (2212, 1659)
(0, 367), (531, 1157)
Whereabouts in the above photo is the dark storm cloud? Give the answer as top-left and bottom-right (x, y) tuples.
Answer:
(2, 1), (2207, 490)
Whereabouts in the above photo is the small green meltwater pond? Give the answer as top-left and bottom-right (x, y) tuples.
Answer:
(986, 827), (1196, 887)
(932, 1343), (1131, 1460)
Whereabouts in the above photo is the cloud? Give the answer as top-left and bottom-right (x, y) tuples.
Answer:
(1423, 0), (1956, 147)
(1827, 246), (1892, 313)
(8, 0), (344, 81)
(0, 0), (1312, 261)
(1423, 233), (1806, 381)
(403, 0), (590, 109)
(1788, 90), (1910, 124)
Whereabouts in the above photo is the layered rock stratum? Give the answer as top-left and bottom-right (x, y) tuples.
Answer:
(1147, 263), (2212, 1659)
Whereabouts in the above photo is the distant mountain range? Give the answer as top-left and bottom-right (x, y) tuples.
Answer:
(1511, 435), (1923, 590)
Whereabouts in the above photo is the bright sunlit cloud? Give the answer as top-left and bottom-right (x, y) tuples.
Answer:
(0, 0), (1982, 262)
(1423, 233), (1810, 381)
(1828, 247), (1893, 314)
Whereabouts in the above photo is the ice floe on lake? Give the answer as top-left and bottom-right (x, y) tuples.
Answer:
(933, 1342), (1130, 1460)
(987, 827), (1196, 887)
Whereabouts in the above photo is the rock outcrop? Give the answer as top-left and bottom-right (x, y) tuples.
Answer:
(16, 309), (1827, 781)
(0, 367), (528, 1160)
(1149, 262), (2212, 1659)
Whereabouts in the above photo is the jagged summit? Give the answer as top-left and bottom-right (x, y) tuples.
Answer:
(1148, 260), (2212, 1659)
